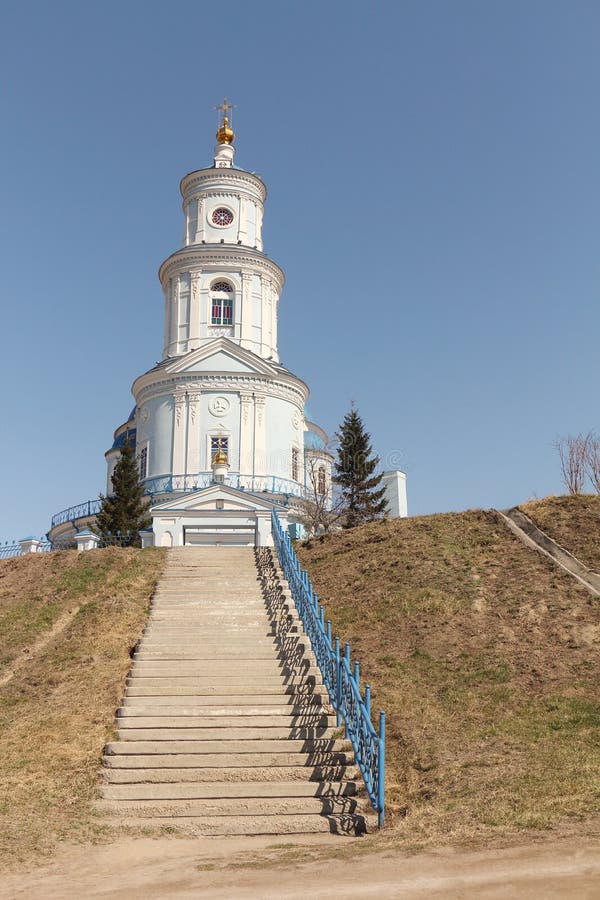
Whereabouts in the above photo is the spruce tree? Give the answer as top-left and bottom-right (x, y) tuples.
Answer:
(96, 439), (151, 544)
(333, 406), (388, 528)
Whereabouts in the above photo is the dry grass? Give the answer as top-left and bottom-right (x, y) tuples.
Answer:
(0, 547), (165, 869)
(520, 494), (600, 572)
(297, 504), (600, 844)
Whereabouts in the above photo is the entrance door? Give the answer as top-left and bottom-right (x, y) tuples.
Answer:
(184, 525), (256, 547)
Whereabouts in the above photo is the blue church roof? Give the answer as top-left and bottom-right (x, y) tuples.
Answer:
(112, 428), (137, 450)
(304, 430), (325, 450)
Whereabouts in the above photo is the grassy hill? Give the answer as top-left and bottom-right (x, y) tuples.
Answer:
(519, 493), (600, 572)
(0, 547), (165, 867)
(1, 497), (598, 866)
(297, 497), (600, 843)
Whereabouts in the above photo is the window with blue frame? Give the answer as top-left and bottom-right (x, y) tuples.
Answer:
(211, 281), (233, 325)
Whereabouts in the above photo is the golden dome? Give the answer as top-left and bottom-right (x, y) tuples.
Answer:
(213, 448), (229, 465)
(216, 115), (235, 145)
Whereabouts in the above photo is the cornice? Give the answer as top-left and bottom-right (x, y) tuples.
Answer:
(180, 168), (267, 203)
(133, 371), (309, 408)
(158, 247), (285, 290)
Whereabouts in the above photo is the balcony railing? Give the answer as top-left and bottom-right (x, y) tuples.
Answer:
(51, 474), (309, 529)
(143, 472), (309, 500)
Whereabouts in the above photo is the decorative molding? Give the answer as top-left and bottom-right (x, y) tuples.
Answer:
(159, 248), (284, 293)
(208, 396), (231, 417)
(136, 373), (308, 408)
(180, 169), (267, 204)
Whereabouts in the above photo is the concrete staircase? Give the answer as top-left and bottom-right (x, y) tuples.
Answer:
(98, 547), (374, 835)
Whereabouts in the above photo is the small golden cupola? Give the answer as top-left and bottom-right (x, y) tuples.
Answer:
(213, 448), (228, 465)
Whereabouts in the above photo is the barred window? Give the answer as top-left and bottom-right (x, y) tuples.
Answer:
(291, 447), (299, 481)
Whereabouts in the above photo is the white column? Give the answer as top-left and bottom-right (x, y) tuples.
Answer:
(240, 272), (253, 350)
(189, 272), (201, 346)
(172, 389), (187, 475)
(195, 197), (205, 243)
(187, 391), (201, 474)
(199, 280), (209, 341)
(272, 294), (279, 362)
(237, 197), (248, 244)
(261, 277), (270, 358)
(169, 279), (179, 355)
(255, 203), (263, 251)
(254, 395), (266, 479)
(239, 392), (253, 478)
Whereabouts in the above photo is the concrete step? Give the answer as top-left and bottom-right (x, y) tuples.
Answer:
(101, 780), (359, 800)
(116, 714), (336, 728)
(123, 681), (324, 694)
(115, 726), (338, 741)
(97, 813), (372, 836)
(120, 697), (331, 710)
(95, 794), (367, 817)
(102, 764), (359, 782)
(104, 739), (352, 755)
(125, 675), (325, 690)
(129, 663), (323, 677)
(103, 751), (355, 769)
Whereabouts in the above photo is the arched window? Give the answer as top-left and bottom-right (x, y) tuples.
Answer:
(210, 280), (233, 326)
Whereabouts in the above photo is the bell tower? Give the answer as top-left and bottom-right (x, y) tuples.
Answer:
(160, 99), (281, 362)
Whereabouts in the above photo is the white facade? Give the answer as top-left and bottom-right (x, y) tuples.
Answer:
(104, 113), (333, 544)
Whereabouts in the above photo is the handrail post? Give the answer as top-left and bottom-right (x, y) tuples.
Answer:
(365, 683), (371, 721)
(378, 710), (386, 828)
(335, 637), (341, 727)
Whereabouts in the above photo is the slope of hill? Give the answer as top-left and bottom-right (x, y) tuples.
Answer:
(0, 547), (165, 868)
(519, 494), (600, 572)
(297, 501), (600, 843)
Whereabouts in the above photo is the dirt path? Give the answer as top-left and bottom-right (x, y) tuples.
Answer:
(1, 834), (598, 899)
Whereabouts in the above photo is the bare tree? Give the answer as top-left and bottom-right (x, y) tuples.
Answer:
(555, 433), (590, 494)
(584, 431), (600, 493)
(296, 455), (345, 537)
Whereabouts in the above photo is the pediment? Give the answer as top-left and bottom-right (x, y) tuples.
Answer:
(150, 483), (285, 514)
(165, 339), (277, 377)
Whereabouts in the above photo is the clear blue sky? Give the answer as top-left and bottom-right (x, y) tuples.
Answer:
(1, 0), (599, 539)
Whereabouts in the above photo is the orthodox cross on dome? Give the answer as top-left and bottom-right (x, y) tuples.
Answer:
(215, 97), (235, 144)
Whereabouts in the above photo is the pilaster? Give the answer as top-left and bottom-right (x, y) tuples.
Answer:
(240, 272), (253, 350)
(172, 389), (187, 474)
(194, 197), (205, 243)
(254, 394), (266, 476)
(189, 272), (201, 345)
(186, 390), (201, 473)
(255, 203), (263, 251)
(237, 197), (248, 244)
(239, 392), (253, 475)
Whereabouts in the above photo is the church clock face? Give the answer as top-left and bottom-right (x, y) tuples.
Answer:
(212, 207), (234, 227)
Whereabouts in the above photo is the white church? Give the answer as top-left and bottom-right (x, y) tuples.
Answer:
(49, 103), (407, 547)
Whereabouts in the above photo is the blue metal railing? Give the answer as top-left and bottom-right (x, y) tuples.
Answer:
(0, 538), (73, 560)
(0, 542), (23, 560)
(51, 475), (310, 529)
(271, 509), (386, 826)
(143, 472), (309, 500)
(51, 500), (102, 529)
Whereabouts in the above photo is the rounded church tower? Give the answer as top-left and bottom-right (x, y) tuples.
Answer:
(102, 101), (333, 546)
